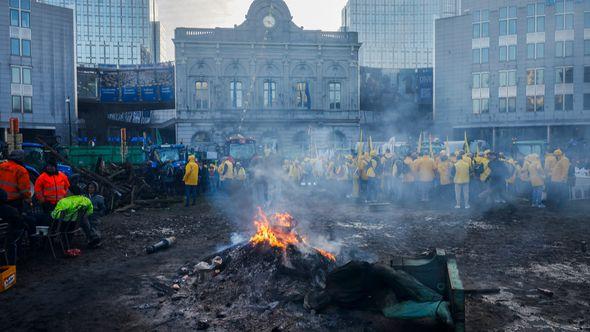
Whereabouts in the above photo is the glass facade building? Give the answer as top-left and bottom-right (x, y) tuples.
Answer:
(39, 0), (154, 65)
(342, 0), (461, 69)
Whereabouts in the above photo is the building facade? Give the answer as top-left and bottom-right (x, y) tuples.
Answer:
(342, 0), (461, 69)
(435, 0), (590, 150)
(2, 0), (76, 141)
(39, 0), (155, 65)
(174, 0), (362, 154)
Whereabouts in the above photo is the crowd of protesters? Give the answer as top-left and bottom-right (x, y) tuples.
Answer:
(174, 144), (579, 211)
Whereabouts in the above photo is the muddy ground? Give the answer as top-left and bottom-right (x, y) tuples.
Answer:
(1, 188), (589, 331)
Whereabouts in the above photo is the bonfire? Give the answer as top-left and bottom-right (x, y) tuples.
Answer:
(249, 207), (336, 262)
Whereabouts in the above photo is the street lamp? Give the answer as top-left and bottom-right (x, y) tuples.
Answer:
(66, 96), (72, 146)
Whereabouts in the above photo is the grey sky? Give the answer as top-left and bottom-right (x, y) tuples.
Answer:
(155, 0), (347, 61)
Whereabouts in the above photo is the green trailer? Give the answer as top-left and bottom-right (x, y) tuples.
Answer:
(390, 249), (465, 332)
(68, 146), (147, 169)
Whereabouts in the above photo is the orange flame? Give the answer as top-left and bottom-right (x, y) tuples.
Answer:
(249, 207), (336, 261)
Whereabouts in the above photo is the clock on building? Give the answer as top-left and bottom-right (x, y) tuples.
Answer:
(263, 15), (276, 28)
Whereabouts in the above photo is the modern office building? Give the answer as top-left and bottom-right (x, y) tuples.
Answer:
(39, 0), (155, 65)
(435, 0), (590, 150)
(2, 0), (76, 142)
(173, 0), (363, 154)
(341, 0), (461, 69)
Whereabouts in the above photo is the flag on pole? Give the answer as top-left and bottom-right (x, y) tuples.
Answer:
(464, 131), (470, 154)
(417, 132), (423, 154)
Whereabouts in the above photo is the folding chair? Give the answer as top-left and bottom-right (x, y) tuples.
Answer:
(63, 213), (84, 250)
(46, 218), (68, 259)
(46, 211), (86, 259)
(0, 223), (9, 265)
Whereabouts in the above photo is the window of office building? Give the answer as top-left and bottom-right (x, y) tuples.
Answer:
(21, 39), (31, 57)
(23, 96), (32, 113)
(527, 95), (545, 112)
(230, 81), (243, 109)
(499, 70), (517, 87)
(22, 67), (31, 85)
(555, 94), (573, 111)
(263, 80), (276, 108)
(473, 47), (489, 64)
(194, 81), (209, 109)
(556, 67), (574, 84)
(329, 82), (341, 110)
(472, 72), (490, 89)
(500, 45), (517, 62)
(527, 43), (545, 59)
(473, 10), (490, 38)
(585, 66), (590, 83)
(527, 3), (545, 33)
(585, 40), (590, 56)
(586, 12), (590, 28)
(527, 68), (544, 85)
(21, 10), (29, 28)
(10, 0), (30, 28)
(10, 38), (20, 56)
(11, 66), (21, 84)
(10, 9), (19, 26)
(555, 0), (574, 30)
(584, 93), (590, 110)
(499, 6), (517, 36)
(556, 40), (574, 57)
(11, 96), (21, 113)
(473, 98), (489, 114)
(499, 97), (517, 113)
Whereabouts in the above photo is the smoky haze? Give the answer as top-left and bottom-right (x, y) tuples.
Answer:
(155, 0), (347, 61)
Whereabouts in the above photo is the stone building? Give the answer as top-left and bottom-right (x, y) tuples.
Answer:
(173, 0), (361, 155)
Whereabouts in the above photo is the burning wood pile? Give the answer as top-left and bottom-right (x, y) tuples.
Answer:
(164, 209), (341, 330)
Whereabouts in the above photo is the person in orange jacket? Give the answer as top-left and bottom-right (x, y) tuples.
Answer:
(0, 150), (31, 211)
(35, 159), (70, 213)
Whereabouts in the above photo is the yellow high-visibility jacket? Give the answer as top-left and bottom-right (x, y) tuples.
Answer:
(453, 159), (471, 184)
(551, 157), (570, 183)
(183, 157), (199, 186)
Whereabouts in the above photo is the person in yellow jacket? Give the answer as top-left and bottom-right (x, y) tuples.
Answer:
(234, 162), (247, 181)
(437, 155), (453, 205)
(183, 155), (199, 206)
(218, 157), (234, 192)
(414, 154), (436, 202)
(453, 154), (471, 209)
(549, 149), (570, 208)
(401, 153), (417, 204)
(544, 149), (557, 178)
(527, 154), (545, 208)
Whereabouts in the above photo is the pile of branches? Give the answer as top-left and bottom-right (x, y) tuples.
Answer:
(37, 138), (181, 213)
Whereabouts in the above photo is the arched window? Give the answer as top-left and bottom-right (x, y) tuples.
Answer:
(329, 82), (341, 109)
(263, 79), (276, 108)
(195, 81), (209, 109)
(230, 81), (243, 108)
(296, 82), (310, 109)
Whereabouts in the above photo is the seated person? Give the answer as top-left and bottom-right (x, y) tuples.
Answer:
(0, 189), (27, 263)
(85, 181), (106, 221)
(51, 186), (101, 248)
